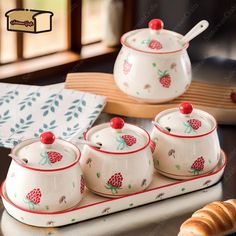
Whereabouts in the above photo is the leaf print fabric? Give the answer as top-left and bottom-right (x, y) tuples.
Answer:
(0, 83), (106, 148)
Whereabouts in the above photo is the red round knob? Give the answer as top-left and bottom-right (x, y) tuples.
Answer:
(40, 132), (55, 144)
(148, 19), (164, 30)
(179, 102), (193, 115)
(110, 117), (125, 129)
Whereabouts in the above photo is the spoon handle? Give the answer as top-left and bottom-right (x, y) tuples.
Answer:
(77, 140), (101, 148)
(8, 154), (27, 165)
(179, 20), (209, 45)
(152, 121), (169, 133)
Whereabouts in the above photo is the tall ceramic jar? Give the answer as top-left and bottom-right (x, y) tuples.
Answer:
(113, 19), (192, 103)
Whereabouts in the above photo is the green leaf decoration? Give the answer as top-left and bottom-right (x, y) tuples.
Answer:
(0, 110), (11, 126)
(175, 165), (181, 170)
(96, 104), (103, 109)
(34, 120), (58, 137)
(61, 124), (81, 139)
(9, 115), (34, 137)
(41, 93), (63, 116)
(64, 98), (87, 121)
(43, 110), (49, 117)
(0, 90), (19, 106)
(18, 91), (40, 111)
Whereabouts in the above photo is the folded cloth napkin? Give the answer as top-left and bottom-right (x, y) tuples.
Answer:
(0, 83), (106, 148)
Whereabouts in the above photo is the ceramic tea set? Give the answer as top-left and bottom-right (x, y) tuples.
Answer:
(3, 18), (221, 214)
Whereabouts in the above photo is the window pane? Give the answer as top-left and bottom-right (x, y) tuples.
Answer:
(23, 0), (68, 58)
(82, 0), (103, 44)
(0, 0), (17, 63)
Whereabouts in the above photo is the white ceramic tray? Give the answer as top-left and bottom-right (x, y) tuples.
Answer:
(0, 150), (226, 227)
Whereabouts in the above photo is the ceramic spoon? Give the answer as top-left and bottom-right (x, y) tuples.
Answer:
(179, 20), (209, 45)
(152, 121), (171, 133)
(8, 154), (28, 165)
(76, 140), (102, 149)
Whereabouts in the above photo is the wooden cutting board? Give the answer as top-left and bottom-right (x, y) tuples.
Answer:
(65, 72), (236, 124)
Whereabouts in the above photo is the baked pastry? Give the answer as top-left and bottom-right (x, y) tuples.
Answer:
(178, 199), (236, 236)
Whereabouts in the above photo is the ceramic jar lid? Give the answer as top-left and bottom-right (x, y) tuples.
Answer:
(15, 132), (77, 169)
(86, 117), (149, 153)
(155, 102), (216, 136)
(122, 19), (187, 53)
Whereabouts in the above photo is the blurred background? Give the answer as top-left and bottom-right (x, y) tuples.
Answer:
(0, 0), (236, 84)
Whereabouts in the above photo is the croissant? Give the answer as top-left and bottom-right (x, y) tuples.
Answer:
(178, 199), (236, 236)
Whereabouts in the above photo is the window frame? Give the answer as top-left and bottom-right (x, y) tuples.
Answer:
(0, 0), (134, 81)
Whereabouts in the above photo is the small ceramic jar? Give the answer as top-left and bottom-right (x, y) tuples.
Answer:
(113, 19), (192, 103)
(80, 117), (154, 198)
(151, 102), (221, 179)
(5, 132), (84, 212)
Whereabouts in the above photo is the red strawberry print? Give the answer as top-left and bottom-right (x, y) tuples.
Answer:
(190, 156), (205, 175)
(117, 135), (137, 150)
(39, 151), (63, 166)
(80, 175), (85, 194)
(148, 39), (162, 50)
(105, 172), (123, 194)
(26, 188), (42, 204)
(158, 70), (171, 88)
(123, 60), (132, 75)
(47, 151), (63, 163)
(25, 188), (42, 209)
(184, 119), (201, 134)
(121, 135), (136, 146)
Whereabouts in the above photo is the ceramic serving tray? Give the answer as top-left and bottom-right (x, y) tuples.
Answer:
(0, 150), (226, 227)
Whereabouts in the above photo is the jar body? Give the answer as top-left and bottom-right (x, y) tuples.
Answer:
(150, 127), (221, 179)
(113, 46), (191, 103)
(80, 146), (154, 197)
(5, 161), (83, 212)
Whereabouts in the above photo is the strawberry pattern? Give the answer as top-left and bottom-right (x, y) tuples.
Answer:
(158, 70), (171, 88)
(116, 134), (137, 150)
(123, 55), (132, 75)
(184, 119), (201, 134)
(24, 188), (42, 209)
(39, 151), (63, 166)
(189, 156), (205, 175)
(105, 172), (123, 194)
(142, 39), (162, 50)
(80, 175), (85, 194)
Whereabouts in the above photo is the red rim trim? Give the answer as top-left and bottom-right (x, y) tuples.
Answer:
(120, 30), (189, 55)
(0, 150), (226, 215)
(156, 163), (218, 177)
(153, 123), (217, 138)
(10, 138), (81, 172)
(84, 123), (151, 155)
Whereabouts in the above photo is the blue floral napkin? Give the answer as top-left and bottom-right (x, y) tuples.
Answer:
(0, 83), (106, 148)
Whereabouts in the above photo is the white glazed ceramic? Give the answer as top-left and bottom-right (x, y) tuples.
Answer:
(151, 102), (221, 179)
(0, 150), (226, 227)
(113, 19), (208, 103)
(80, 117), (154, 198)
(5, 132), (84, 212)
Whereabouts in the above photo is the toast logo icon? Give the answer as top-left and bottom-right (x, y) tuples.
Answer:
(5, 9), (53, 33)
